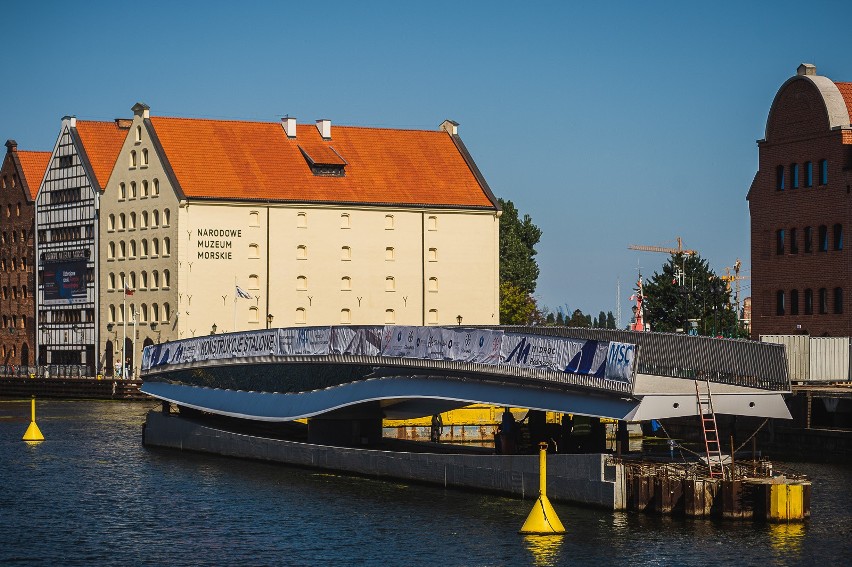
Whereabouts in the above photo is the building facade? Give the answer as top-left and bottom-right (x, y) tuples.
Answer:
(748, 64), (852, 338)
(99, 104), (501, 376)
(0, 141), (49, 369)
(35, 117), (128, 375)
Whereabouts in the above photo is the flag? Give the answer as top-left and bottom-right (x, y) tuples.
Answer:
(124, 282), (134, 296)
(235, 285), (252, 300)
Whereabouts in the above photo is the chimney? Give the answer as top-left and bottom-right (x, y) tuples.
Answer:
(5, 140), (17, 153)
(282, 116), (297, 138)
(440, 119), (459, 136)
(132, 102), (150, 119)
(63, 115), (77, 128)
(114, 118), (133, 129)
(316, 119), (331, 140)
(797, 63), (816, 76)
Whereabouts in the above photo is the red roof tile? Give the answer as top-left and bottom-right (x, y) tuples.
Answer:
(149, 117), (495, 208)
(74, 120), (129, 190)
(17, 150), (51, 200)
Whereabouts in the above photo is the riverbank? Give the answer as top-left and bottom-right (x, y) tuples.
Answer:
(0, 377), (148, 400)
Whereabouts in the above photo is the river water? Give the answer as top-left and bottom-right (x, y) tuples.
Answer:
(1, 399), (850, 566)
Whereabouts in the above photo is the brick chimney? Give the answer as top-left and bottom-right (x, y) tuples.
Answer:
(5, 139), (17, 153)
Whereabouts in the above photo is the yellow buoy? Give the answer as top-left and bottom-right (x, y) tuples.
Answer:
(22, 397), (44, 442)
(519, 442), (565, 534)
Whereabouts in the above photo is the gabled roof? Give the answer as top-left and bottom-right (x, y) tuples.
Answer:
(74, 120), (129, 190)
(148, 116), (496, 208)
(17, 151), (51, 200)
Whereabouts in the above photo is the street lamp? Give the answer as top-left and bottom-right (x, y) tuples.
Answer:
(456, 314), (463, 326)
(211, 323), (217, 335)
(266, 313), (274, 329)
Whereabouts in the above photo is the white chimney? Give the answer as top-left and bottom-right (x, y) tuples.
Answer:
(316, 119), (331, 140)
(282, 116), (297, 138)
(797, 63), (816, 76)
(439, 119), (458, 136)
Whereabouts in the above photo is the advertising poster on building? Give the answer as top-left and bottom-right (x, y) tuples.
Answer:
(604, 341), (636, 383)
(42, 260), (88, 304)
(279, 327), (331, 356)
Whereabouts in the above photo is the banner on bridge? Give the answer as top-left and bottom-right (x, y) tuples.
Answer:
(142, 330), (278, 370)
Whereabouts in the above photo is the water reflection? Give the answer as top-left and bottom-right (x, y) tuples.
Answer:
(768, 522), (805, 553)
(523, 534), (565, 566)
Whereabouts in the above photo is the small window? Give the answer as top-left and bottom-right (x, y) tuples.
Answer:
(428, 309), (438, 324)
(163, 270), (170, 288)
(248, 243), (259, 258)
(249, 211), (260, 227)
(819, 159), (828, 185)
(776, 290), (785, 316)
(249, 274), (259, 289)
(108, 273), (116, 290)
(249, 306), (259, 323)
(341, 246), (351, 261)
(340, 213), (351, 229)
(152, 210), (159, 227)
(141, 271), (148, 289)
(776, 229), (785, 255)
(790, 163), (799, 189)
(805, 161), (813, 187)
(297, 212), (307, 228)
(152, 238), (160, 257)
(163, 209), (170, 226)
(152, 270), (159, 288)
(805, 288), (814, 315)
(340, 308), (351, 324)
(129, 240), (137, 258)
(130, 150), (137, 168)
(819, 288), (828, 314)
(142, 148), (149, 166)
(141, 211), (148, 228)
(163, 237), (170, 256)
(109, 305), (116, 323)
(163, 303), (171, 323)
(341, 276), (352, 291)
(297, 276), (307, 290)
(834, 224), (843, 251)
(385, 309), (396, 324)
(129, 212), (136, 230)
(119, 213), (126, 230)
(428, 247), (437, 262)
(385, 276), (395, 292)
(385, 247), (395, 261)
(152, 178), (160, 196)
(427, 216), (438, 231)
(131, 182), (137, 199)
(120, 183), (127, 200)
(140, 305), (148, 323)
(385, 214), (394, 230)
(136, 125), (142, 142)
(297, 245), (307, 260)
(790, 289), (799, 315)
(296, 307), (307, 324)
(119, 241), (126, 259)
(804, 226), (813, 253)
(108, 214), (115, 231)
(108, 242), (115, 259)
(834, 288), (844, 314)
(152, 303), (159, 321)
(141, 239), (148, 257)
(428, 277), (438, 292)
(819, 225), (828, 252)
(776, 165), (784, 190)
(790, 228), (798, 254)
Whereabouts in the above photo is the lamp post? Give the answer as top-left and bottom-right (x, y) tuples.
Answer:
(211, 323), (217, 335)
(456, 314), (463, 326)
(266, 313), (274, 329)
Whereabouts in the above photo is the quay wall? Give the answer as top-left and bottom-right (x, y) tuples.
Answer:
(143, 411), (626, 510)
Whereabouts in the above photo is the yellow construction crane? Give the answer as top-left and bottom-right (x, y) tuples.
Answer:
(721, 259), (750, 313)
(628, 236), (697, 256)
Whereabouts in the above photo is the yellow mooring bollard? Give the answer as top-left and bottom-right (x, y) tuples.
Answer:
(519, 442), (565, 534)
(22, 396), (45, 442)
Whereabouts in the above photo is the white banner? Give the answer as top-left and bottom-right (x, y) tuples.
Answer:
(604, 341), (636, 383)
(451, 328), (504, 364)
(500, 333), (612, 378)
(331, 326), (383, 356)
(381, 326), (419, 358)
(142, 330), (278, 371)
(279, 327), (331, 356)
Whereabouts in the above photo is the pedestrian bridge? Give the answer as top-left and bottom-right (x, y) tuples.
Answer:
(139, 325), (792, 423)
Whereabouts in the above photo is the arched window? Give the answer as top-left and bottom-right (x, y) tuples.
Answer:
(163, 237), (170, 256)
(249, 274), (259, 289)
(109, 305), (116, 323)
(340, 213), (350, 229)
(120, 183), (126, 199)
(385, 309), (395, 324)
(130, 150), (137, 168)
(296, 212), (306, 228)
(130, 181), (137, 199)
(297, 276), (307, 290)
(140, 304), (148, 323)
(141, 239), (148, 256)
(385, 276), (395, 292)
(163, 270), (170, 288)
(152, 270), (159, 289)
(109, 273), (116, 290)
(428, 248), (437, 262)
(385, 247), (395, 261)
(248, 243), (259, 258)
(385, 214), (394, 229)
(249, 211), (260, 227)
(776, 290), (785, 315)
(834, 288), (844, 315)
(141, 211), (148, 228)
(834, 224), (843, 251)
(249, 306), (259, 323)
(130, 240), (137, 258)
(151, 303), (159, 322)
(119, 241), (126, 259)
(341, 246), (351, 260)
(141, 271), (148, 289)
(296, 307), (307, 324)
(152, 210), (159, 227)
(428, 277), (438, 292)
(163, 209), (170, 226)
(790, 289), (799, 315)
(119, 213), (126, 230)
(142, 148), (149, 166)
(152, 178), (159, 196)
(136, 125), (142, 142)
(129, 212), (136, 229)
(142, 180), (149, 197)
(129, 272), (136, 289)
(108, 242), (115, 259)
(296, 245), (307, 260)
(340, 309), (351, 324)
(341, 276), (352, 291)
(108, 214), (115, 231)
(152, 238), (159, 257)
(163, 303), (170, 322)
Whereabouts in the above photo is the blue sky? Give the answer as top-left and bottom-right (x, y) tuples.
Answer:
(4, 1), (852, 323)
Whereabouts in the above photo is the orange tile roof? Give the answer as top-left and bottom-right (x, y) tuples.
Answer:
(17, 150), (50, 200)
(74, 120), (129, 190)
(149, 117), (495, 208)
(835, 82), (852, 129)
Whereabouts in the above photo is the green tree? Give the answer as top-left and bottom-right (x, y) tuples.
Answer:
(597, 311), (607, 328)
(499, 282), (538, 325)
(498, 198), (542, 294)
(642, 253), (738, 335)
(606, 311), (616, 329)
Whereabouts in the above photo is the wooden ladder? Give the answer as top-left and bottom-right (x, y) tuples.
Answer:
(695, 380), (725, 479)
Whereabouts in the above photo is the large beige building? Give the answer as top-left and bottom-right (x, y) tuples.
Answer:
(99, 104), (500, 375)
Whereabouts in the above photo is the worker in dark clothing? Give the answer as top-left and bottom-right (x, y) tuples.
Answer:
(430, 413), (443, 443)
(500, 408), (517, 455)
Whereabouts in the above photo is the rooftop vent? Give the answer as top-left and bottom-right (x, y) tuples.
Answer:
(797, 63), (816, 76)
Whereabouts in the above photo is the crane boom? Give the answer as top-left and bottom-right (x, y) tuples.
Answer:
(628, 237), (696, 256)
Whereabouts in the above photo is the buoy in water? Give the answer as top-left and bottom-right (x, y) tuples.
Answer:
(519, 442), (565, 534)
(22, 397), (44, 442)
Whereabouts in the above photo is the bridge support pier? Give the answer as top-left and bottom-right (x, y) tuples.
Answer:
(308, 417), (383, 447)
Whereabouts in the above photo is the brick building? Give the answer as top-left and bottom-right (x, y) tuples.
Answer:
(748, 63), (852, 338)
(0, 140), (50, 368)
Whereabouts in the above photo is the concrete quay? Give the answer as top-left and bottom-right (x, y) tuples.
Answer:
(142, 410), (626, 509)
